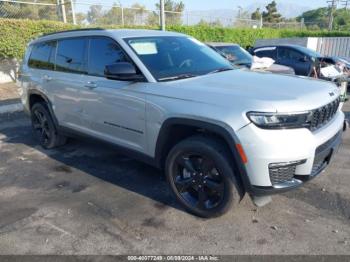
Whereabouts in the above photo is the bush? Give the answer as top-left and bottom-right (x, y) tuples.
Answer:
(2, 18), (350, 59)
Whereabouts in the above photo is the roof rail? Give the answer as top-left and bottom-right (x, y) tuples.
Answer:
(40, 28), (105, 38)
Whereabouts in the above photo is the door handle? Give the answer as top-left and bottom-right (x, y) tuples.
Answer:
(84, 81), (97, 89)
(42, 75), (52, 81)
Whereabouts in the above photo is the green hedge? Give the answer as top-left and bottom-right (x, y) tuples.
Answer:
(2, 18), (350, 59)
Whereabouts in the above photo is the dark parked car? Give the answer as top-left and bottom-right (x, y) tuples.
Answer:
(207, 43), (295, 75)
(251, 45), (348, 101)
(251, 45), (323, 76)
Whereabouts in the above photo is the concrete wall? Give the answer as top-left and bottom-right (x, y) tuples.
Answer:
(0, 59), (19, 84)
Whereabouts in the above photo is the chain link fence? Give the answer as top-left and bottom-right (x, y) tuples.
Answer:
(0, 0), (324, 30)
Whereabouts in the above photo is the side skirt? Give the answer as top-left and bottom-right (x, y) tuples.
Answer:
(57, 126), (159, 169)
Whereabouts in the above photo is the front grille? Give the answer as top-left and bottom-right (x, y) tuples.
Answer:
(310, 97), (340, 131)
(269, 165), (296, 185)
(269, 160), (306, 185)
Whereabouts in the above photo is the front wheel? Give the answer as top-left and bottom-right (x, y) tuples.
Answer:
(165, 136), (242, 218)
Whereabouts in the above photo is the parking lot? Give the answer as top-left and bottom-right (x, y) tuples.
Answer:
(0, 100), (349, 255)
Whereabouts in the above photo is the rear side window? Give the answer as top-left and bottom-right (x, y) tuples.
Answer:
(28, 41), (56, 70)
(88, 37), (128, 77)
(56, 38), (87, 74)
(254, 47), (277, 59)
(278, 47), (304, 61)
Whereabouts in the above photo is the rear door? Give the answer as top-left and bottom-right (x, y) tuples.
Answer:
(79, 36), (147, 153)
(276, 47), (311, 76)
(48, 37), (88, 129)
(27, 41), (56, 98)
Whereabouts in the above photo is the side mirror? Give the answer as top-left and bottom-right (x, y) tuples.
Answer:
(104, 62), (144, 81)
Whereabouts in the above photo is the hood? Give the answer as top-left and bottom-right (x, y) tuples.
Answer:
(148, 69), (340, 113)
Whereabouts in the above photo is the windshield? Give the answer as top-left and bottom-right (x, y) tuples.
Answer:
(125, 36), (233, 81)
(215, 45), (252, 66)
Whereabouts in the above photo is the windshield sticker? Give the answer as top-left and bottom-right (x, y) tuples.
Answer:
(129, 41), (158, 55)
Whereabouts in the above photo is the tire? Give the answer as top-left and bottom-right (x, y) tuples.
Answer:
(31, 102), (67, 149)
(165, 135), (242, 218)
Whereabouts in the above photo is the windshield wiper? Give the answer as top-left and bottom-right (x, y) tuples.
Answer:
(207, 67), (234, 75)
(158, 73), (197, 82)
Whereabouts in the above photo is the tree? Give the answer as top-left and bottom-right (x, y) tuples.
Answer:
(124, 3), (147, 25)
(87, 5), (104, 25)
(155, 0), (185, 25)
(297, 7), (350, 30)
(262, 1), (282, 23)
(234, 9), (251, 27)
(251, 8), (262, 20)
(0, 0), (58, 21)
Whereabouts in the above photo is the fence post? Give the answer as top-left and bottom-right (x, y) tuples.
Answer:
(60, 0), (67, 23)
(301, 18), (304, 30)
(71, 0), (76, 25)
(121, 7), (124, 26)
(160, 0), (165, 30)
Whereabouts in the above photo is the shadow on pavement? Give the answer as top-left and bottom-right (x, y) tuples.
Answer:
(0, 115), (183, 213)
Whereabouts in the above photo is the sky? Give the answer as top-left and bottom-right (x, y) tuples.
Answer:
(75, 0), (327, 11)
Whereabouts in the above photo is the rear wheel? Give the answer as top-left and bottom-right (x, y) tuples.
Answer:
(31, 102), (66, 149)
(165, 136), (242, 218)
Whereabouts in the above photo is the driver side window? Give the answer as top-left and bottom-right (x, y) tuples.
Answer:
(88, 37), (129, 77)
(278, 48), (304, 61)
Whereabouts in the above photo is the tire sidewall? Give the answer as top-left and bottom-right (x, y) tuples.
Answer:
(166, 138), (239, 218)
(31, 103), (57, 149)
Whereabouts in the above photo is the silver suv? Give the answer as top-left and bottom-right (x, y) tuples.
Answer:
(18, 29), (347, 217)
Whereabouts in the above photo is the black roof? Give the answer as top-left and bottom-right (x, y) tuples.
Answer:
(40, 28), (105, 38)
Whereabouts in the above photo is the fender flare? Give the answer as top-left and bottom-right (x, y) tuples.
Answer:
(155, 117), (253, 193)
(27, 89), (59, 128)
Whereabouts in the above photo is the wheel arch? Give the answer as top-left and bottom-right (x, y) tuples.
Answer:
(155, 117), (253, 193)
(28, 89), (59, 127)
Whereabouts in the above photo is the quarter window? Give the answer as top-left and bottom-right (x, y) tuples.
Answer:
(88, 37), (128, 77)
(28, 41), (56, 70)
(56, 38), (87, 74)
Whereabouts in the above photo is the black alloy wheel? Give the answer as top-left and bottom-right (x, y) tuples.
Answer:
(166, 136), (242, 218)
(31, 102), (66, 149)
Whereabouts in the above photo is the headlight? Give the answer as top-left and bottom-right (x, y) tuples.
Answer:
(247, 111), (311, 129)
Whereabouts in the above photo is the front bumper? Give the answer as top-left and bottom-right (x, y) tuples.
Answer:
(236, 110), (346, 196)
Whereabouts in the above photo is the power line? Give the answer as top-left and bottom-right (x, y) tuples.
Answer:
(340, 0), (350, 8)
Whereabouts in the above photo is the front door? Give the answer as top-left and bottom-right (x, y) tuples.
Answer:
(79, 36), (147, 153)
(277, 47), (311, 76)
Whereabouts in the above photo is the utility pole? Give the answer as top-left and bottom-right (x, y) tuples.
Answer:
(237, 6), (242, 19)
(327, 0), (338, 31)
(160, 0), (165, 31)
(70, 0), (76, 25)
